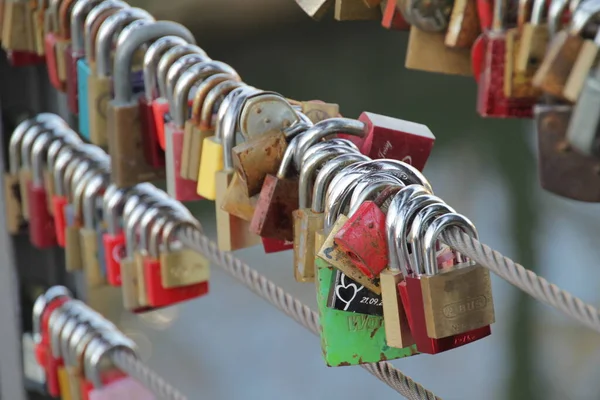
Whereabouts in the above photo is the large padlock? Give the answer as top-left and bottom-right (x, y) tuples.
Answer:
(183, 73), (241, 180)
(85, 8), (154, 146)
(293, 152), (368, 282)
(152, 43), (208, 152)
(166, 61), (237, 201)
(196, 84), (251, 200)
(140, 36), (189, 168)
(193, 79), (245, 191)
(403, 212), (493, 354)
(213, 86), (263, 251)
(67, 0), (127, 116)
(106, 21), (195, 187)
(537, 103), (600, 201)
(533, 0), (600, 100)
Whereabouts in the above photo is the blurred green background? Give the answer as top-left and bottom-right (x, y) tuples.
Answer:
(93, 1), (600, 399)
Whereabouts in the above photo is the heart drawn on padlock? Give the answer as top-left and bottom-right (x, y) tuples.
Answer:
(334, 274), (364, 311)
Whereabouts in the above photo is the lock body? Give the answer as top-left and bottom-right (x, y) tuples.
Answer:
(249, 174), (298, 241)
(27, 182), (57, 249)
(103, 232), (126, 286)
(65, 46), (81, 115)
(143, 258), (209, 308)
(140, 97), (166, 168)
(220, 174), (258, 221)
(292, 209), (323, 282)
(77, 59), (92, 140)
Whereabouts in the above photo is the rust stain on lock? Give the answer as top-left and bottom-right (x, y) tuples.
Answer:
(250, 175), (299, 241)
(221, 174), (259, 222)
(232, 130), (287, 198)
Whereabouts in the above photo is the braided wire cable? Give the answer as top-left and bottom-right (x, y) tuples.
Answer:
(178, 226), (441, 400)
(442, 228), (600, 333)
(111, 350), (188, 400)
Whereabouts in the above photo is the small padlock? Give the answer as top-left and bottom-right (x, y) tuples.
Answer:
(194, 79), (246, 194)
(293, 153), (368, 282)
(2, 0), (34, 53)
(152, 43), (208, 152)
(102, 185), (128, 286)
(183, 73), (241, 180)
(532, 0), (600, 100)
(445, 0), (481, 48)
(515, 0), (549, 77)
(166, 61), (237, 201)
(43, 0), (70, 91)
(403, 212), (493, 354)
(140, 35), (188, 168)
(537, 103), (600, 201)
(107, 21), (195, 187)
(214, 86), (263, 251)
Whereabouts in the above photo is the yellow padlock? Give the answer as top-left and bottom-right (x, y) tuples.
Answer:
(196, 83), (247, 200)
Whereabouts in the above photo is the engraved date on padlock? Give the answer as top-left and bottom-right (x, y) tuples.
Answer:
(327, 270), (384, 316)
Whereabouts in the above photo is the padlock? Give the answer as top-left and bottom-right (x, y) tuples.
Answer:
(67, 0), (127, 116)
(567, 62), (600, 157)
(31, 0), (48, 55)
(381, 0), (410, 30)
(476, 0), (535, 117)
(563, 26), (600, 102)
(81, 331), (138, 399)
(183, 73), (241, 180)
(79, 174), (110, 288)
(232, 93), (297, 197)
(515, 0), (549, 76)
(403, 212), (493, 354)
(144, 216), (210, 308)
(334, 185), (403, 278)
(85, 8), (154, 146)
(445, 0), (481, 48)
(152, 44), (208, 152)
(293, 152), (368, 282)
(166, 61), (237, 201)
(193, 79), (246, 191)
(140, 36), (189, 168)
(2, 0), (34, 53)
(102, 185), (128, 286)
(28, 132), (61, 248)
(314, 207), (416, 366)
(537, 103), (600, 201)
(294, 0), (333, 19)
(51, 146), (81, 247)
(211, 86), (263, 251)
(106, 21), (195, 187)
(334, 0), (381, 20)
(43, 0), (70, 91)
(504, 16), (543, 99)
(532, 0), (600, 100)
(45, 129), (82, 217)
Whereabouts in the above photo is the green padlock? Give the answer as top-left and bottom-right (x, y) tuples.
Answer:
(313, 162), (418, 366)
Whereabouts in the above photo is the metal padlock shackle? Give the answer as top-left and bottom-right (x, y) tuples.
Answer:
(102, 185), (130, 235)
(348, 172), (406, 217)
(67, 317), (117, 372)
(298, 143), (361, 210)
(48, 0), (65, 33)
(293, 117), (367, 168)
(121, 183), (167, 218)
(220, 86), (262, 170)
(53, 146), (98, 198)
(46, 130), (82, 175)
(422, 213), (478, 276)
(548, 0), (569, 35)
(138, 202), (193, 257)
(113, 21), (196, 104)
(568, 0), (600, 34)
(124, 196), (166, 258)
(84, 330), (137, 388)
(530, 0), (548, 24)
(161, 217), (202, 252)
(82, 173), (110, 230)
(65, 147), (109, 198)
(385, 184), (431, 274)
(198, 79), (245, 129)
(142, 36), (189, 101)
(190, 73), (241, 125)
(72, 169), (108, 221)
(9, 114), (66, 175)
(95, 8), (154, 76)
(18, 120), (68, 172)
(310, 153), (369, 213)
(338, 158), (432, 193)
(237, 91), (298, 138)
(409, 202), (456, 272)
(32, 286), (72, 343)
(171, 61), (238, 128)
(155, 43), (206, 100)
(166, 57), (230, 113)
(300, 138), (359, 167)
(147, 213), (178, 258)
(67, 155), (109, 203)
(59, 0), (80, 38)
(71, 0), (118, 54)
(58, 306), (104, 367)
(81, 0), (129, 56)
(48, 299), (88, 358)
(30, 133), (64, 187)
(390, 191), (443, 276)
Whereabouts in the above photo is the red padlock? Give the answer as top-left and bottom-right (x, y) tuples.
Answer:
(140, 37), (188, 167)
(33, 287), (72, 372)
(475, 0), (534, 118)
(262, 237), (294, 253)
(334, 186), (402, 278)
(7, 51), (45, 67)
(381, 0), (411, 30)
(334, 114), (435, 169)
(102, 185), (129, 286)
(44, 0), (73, 91)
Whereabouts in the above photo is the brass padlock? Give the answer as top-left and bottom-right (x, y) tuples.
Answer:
(445, 0), (480, 48)
(515, 0), (549, 74)
(416, 213), (495, 338)
(2, 0), (32, 52)
(106, 21), (195, 187)
(184, 73), (240, 180)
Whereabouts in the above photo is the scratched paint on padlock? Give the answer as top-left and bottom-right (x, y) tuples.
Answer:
(315, 258), (417, 366)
